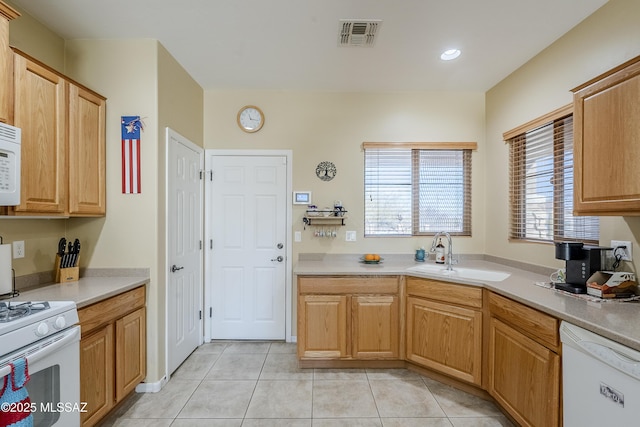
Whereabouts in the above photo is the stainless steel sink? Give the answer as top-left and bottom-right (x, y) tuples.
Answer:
(406, 264), (511, 281)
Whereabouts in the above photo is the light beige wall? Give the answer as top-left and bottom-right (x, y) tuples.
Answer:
(6, 0), (64, 72)
(204, 90), (487, 259)
(157, 44), (203, 148)
(0, 220), (66, 275)
(156, 42), (204, 379)
(485, 0), (640, 270)
(64, 39), (163, 383)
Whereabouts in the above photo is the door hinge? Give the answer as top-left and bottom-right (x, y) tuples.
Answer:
(199, 170), (203, 180)
(209, 307), (213, 318)
(209, 170), (214, 181)
(199, 310), (202, 320)
(210, 239), (213, 250)
(199, 240), (202, 250)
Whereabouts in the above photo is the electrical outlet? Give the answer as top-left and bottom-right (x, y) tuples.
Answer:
(13, 241), (25, 259)
(345, 231), (356, 242)
(294, 231), (302, 242)
(611, 240), (632, 262)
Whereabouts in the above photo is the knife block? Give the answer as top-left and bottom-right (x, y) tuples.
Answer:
(55, 254), (79, 283)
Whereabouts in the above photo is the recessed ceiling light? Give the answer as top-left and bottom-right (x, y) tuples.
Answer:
(440, 49), (461, 61)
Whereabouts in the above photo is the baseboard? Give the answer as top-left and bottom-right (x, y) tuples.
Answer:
(135, 376), (167, 393)
(290, 335), (297, 343)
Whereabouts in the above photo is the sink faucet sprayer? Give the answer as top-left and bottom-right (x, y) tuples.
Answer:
(430, 231), (455, 271)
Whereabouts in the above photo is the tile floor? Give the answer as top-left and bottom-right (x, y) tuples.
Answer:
(101, 342), (515, 427)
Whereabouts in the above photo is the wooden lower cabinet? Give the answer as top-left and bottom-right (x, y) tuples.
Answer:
(297, 276), (400, 360)
(405, 277), (483, 385)
(488, 292), (560, 427)
(298, 295), (348, 358)
(352, 295), (399, 359)
(115, 307), (146, 401)
(79, 324), (114, 427)
(406, 296), (482, 385)
(79, 286), (146, 427)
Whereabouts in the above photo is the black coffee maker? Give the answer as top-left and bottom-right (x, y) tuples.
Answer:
(554, 242), (612, 293)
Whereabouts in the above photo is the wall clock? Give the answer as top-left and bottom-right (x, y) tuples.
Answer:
(316, 161), (337, 181)
(237, 105), (264, 133)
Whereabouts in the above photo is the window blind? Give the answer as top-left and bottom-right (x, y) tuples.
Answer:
(364, 145), (472, 237)
(507, 114), (599, 243)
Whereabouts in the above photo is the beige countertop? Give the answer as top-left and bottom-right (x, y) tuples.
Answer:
(294, 254), (640, 352)
(16, 275), (149, 309)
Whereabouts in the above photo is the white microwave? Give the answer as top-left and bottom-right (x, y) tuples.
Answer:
(0, 122), (21, 206)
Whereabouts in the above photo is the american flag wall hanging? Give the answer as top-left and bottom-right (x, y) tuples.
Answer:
(121, 116), (143, 194)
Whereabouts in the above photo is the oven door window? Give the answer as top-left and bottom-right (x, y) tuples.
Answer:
(27, 364), (61, 427)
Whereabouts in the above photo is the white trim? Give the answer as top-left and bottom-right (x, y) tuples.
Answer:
(164, 127), (205, 383)
(135, 376), (168, 393)
(204, 149), (294, 343)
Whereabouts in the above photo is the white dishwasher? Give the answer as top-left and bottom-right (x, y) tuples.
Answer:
(560, 321), (640, 427)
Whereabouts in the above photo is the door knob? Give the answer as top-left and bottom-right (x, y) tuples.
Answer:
(171, 265), (184, 273)
(271, 256), (284, 262)
(277, 243), (284, 249)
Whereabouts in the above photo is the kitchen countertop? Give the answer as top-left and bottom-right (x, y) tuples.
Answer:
(15, 275), (148, 309)
(294, 254), (640, 352)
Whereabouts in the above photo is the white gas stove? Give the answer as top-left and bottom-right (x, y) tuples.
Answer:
(0, 300), (79, 354)
(0, 300), (81, 427)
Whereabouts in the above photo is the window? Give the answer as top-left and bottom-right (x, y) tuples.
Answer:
(505, 106), (599, 243)
(363, 142), (474, 237)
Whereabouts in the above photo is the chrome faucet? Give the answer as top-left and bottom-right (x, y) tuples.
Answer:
(430, 231), (454, 271)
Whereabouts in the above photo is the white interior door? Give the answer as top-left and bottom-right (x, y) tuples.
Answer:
(208, 154), (287, 339)
(166, 128), (203, 376)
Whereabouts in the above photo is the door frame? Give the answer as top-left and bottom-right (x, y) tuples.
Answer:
(204, 149), (293, 343)
(164, 127), (204, 379)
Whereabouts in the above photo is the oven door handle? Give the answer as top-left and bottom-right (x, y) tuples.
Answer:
(0, 325), (80, 378)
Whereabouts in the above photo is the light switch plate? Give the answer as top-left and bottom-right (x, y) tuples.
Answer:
(345, 231), (356, 242)
(294, 231), (302, 242)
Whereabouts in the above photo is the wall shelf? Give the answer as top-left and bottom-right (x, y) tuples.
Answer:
(303, 214), (347, 228)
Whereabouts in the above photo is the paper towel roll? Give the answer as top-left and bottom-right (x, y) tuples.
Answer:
(0, 244), (12, 295)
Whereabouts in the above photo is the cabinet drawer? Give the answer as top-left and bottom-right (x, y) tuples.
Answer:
(406, 277), (482, 309)
(79, 286), (146, 336)
(298, 276), (398, 294)
(489, 292), (559, 350)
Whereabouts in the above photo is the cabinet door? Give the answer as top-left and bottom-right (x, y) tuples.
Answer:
(406, 296), (482, 385)
(573, 56), (640, 215)
(0, 4), (18, 124)
(13, 53), (67, 214)
(297, 295), (348, 358)
(115, 307), (146, 401)
(488, 317), (560, 427)
(352, 295), (399, 359)
(68, 84), (106, 215)
(80, 324), (114, 427)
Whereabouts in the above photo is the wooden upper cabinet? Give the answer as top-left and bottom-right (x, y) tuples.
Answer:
(0, 2), (19, 124)
(68, 84), (106, 215)
(573, 55), (640, 215)
(9, 49), (106, 216)
(13, 53), (68, 214)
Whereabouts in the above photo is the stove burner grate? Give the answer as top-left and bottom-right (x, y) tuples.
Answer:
(0, 301), (50, 323)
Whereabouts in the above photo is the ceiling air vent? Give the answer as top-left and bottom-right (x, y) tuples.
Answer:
(338, 19), (382, 47)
